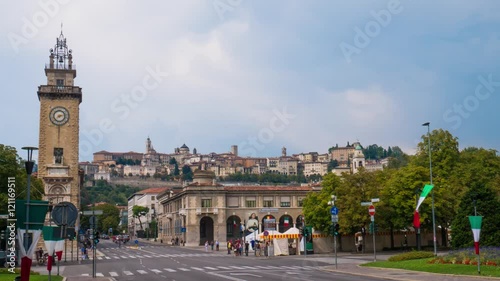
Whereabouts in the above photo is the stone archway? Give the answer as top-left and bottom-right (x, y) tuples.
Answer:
(296, 215), (304, 229)
(199, 216), (214, 245)
(262, 215), (276, 231)
(279, 214), (294, 233)
(226, 215), (241, 241)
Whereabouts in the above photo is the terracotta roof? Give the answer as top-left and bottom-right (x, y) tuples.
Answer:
(223, 186), (313, 191)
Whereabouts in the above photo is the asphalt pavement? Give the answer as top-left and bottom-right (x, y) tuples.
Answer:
(28, 239), (499, 281)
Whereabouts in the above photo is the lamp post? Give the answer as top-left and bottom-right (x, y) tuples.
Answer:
(422, 122), (437, 256)
(152, 208), (157, 242)
(327, 195), (337, 269)
(21, 147), (38, 254)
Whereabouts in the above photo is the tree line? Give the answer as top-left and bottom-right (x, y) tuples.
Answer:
(304, 129), (500, 249)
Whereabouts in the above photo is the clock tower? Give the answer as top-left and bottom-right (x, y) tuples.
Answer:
(37, 31), (82, 209)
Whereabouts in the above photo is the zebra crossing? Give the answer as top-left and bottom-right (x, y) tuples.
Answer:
(94, 253), (227, 260)
(79, 265), (317, 277)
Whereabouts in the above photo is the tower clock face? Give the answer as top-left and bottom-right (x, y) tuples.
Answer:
(49, 106), (70, 126)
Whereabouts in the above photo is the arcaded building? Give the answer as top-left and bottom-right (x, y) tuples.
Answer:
(157, 171), (317, 245)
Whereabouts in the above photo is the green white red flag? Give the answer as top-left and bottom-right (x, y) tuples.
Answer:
(469, 216), (482, 255)
(413, 184), (434, 229)
(416, 184), (434, 211)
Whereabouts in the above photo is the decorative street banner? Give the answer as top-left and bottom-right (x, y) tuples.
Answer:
(413, 184), (434, 228)
(416, 184), (434, 211)
(469, 216), (482, 255)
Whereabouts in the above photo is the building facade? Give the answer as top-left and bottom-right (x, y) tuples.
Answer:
(157, 171), (316, 246)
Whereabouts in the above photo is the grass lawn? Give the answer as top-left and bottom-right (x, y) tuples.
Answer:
(362, 258), (500, 278)
(0, 274), (64, 281)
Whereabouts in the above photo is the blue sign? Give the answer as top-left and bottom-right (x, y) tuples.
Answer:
(181, 227), (186, 233)
(330, 206), (339, 215)
(134, 239), (139, 244)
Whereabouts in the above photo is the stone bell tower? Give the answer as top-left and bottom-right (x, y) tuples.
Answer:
(37, 31), (82, 209)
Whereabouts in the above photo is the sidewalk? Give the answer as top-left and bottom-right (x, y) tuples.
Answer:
(322, 262), (499, 281)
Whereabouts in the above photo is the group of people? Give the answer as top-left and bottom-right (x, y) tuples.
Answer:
(171, 237), (186, 246)
(204, 240), (220, 251)
(226, 239), (250, 256)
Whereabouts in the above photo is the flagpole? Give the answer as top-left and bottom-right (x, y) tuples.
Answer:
(423, 122), (437, 256)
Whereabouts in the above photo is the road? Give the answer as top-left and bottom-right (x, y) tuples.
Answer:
(57, 239), (391, 281)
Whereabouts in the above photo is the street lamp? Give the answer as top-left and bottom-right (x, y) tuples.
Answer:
(327, 195), (338, 269)
(21, 147), (38, 247)
(422, 122), (437, 256)
(152, 208), (157, 242)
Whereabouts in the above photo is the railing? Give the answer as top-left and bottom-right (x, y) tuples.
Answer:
(45, 63), (76, 70)
(196, 208), (218, 215)
(38, 86), (82, 94)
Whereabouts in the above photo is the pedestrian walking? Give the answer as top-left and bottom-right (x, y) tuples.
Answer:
(227, 241), (232, 254)
(215, 240), (219, 251)
(210, 241), (214, 251)
(205, 241), (209, 252)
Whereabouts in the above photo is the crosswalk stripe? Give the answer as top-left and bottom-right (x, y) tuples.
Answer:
(136, 256), (144, 258)
(97, 257), (102, 260)
(105, 256), (111, 260)
(143, 255), (152, 258)
(123, 271), (133, 276)
(96, 273), (104, 277)
(178, 268), (190, 271)
(121, 256), (128, 258)
(164, 268), (176, 272)
(109, 272), (118, 277)
(228, 266), (242, 269)
(191, 267), (204, 271)
(151, 269), (162, 273)
(217, 266), (231, 269)
(81, 273), (89, 276)
(137, 270), (148, 274)
(240, 266), (254, 270)
(113, 256), (120, 259)
(204, 266), (218, 270)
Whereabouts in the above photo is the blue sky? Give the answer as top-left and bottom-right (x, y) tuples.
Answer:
(1, 0), (499, 162)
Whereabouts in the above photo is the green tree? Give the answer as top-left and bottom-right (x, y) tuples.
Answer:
(0, 145), (44, 229)
(132, 205), (149, 230)
(450, 183), (500, 248)
(181, 165), (193, 181)
(95, 203), (120, 233)
(302, 173), (341, 234)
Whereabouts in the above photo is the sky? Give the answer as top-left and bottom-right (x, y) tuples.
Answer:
(1, 0), (500, 162)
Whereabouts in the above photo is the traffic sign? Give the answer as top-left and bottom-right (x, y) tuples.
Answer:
(371, 198), (380, 203)
(82, 210), (103, 215)
(368, 205), (376, 216)
(361, 202), (371, 206)
(330, 206), (339, 215)
(264, 230), (269, 237)
(331, 215), (338, 223)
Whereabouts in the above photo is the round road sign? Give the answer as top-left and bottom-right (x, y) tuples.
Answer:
(368, 205), (375, 216)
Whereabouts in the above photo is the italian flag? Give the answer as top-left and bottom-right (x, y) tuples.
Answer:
(43, 226), (64, 273)
(284, 218), (289, 227)
(469, 216), (482, 255)
(413, 184), (434, 228)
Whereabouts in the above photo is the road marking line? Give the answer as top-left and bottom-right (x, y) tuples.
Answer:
(137, 269), (148, 274)
(121, 256), (128, 259)
(81, 274), (89, 276)
(178, 268), (190, 271)
(113, 256), (120, 259)
(105, 256), (111, 260)
(109, 272), (118, 277)
(163, 268), (176, 272)
(191, 267), (204, 271)
(151, 269), (162, 273)
(123, 271), (133, 276)
(96, 273), (104, 277)
(204, 266), (218, 270)
(217, 266), (231, 269)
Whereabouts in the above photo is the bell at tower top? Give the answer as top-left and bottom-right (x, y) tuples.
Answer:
(48, 28), (75, 71)
(38, 29), (82, 103)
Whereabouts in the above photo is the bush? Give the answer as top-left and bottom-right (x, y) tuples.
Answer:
(388, 250), (435, 262)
